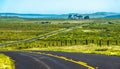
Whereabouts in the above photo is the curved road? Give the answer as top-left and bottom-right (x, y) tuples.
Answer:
(3, 51), (120, 69)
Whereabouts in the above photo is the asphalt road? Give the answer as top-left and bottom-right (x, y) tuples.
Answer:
(3, 51), (120, 69)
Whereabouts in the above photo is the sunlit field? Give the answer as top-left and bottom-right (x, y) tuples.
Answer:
(0, 53), (14, 69)
(0, 17), (120, 56)
(26, 45), (120, 56)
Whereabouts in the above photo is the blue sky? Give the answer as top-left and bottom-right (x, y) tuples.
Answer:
(0, 0), (120, 14)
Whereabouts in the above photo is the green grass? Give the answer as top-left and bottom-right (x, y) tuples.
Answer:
(1, 17), (120, 56)
(45, 20), (120, 46)
(0, 18), (81, 43)
(0, 53), (15, 69)
(25, 45), (120, 56)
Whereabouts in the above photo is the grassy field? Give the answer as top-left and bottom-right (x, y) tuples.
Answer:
(0, 17), (82, 44)
(0, 17), (120, 56)
(0, 53), (15, 69)
(25, 45), (120, 56)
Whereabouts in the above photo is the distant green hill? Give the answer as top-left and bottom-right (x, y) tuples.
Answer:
(105, 15), (120, 18)
(0, 12), (120, 19)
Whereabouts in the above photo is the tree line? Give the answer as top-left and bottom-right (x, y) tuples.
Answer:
(68, 14), (90, 20)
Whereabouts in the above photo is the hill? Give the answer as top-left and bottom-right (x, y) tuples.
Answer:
(0, 12), (120, 19)
(105, 15), (120, 18)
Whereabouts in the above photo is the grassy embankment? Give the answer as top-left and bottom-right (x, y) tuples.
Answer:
(27, 45), (120, 56)
(0, 53), (15, 69)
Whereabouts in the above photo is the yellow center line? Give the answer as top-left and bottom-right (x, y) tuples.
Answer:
(32, 52), (96, 69)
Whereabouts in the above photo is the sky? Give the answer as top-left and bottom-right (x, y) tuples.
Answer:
(0, 0), (120, 14)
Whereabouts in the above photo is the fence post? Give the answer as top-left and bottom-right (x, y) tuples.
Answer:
(52, 42), (54, 46)
(91, 40), (94, 44)
(116, 40), (118, 45)
(44, 43), (46, 47)
(99, 40), (102, 46)
(70, 40), (72, 45)
(56, 41), (58, 46)
(75, 40), (77, 45)
(86, 39), (88, 45)
(107, 40), (110, 46)
(61, 41), (62, 46)
(65, 40), (67, 46)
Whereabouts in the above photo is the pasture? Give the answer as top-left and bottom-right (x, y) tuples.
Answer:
(0, 17), (120, 56)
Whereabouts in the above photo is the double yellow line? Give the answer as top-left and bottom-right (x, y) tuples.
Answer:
(33, 52), (96, 69)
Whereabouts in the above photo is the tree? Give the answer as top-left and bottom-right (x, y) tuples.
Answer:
(76, 15), (83, 19)
(68, 14), (72, 19)
(73, 14), (78, 20)
(71, 14), (83, 20)
(68, 14), (83, 20)
(84, 16), (90, 19)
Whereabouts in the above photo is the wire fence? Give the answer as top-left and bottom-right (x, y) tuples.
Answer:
(40, 39), (120, 47)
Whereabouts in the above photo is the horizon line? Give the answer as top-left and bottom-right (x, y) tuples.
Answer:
(0, 11), (120, 14)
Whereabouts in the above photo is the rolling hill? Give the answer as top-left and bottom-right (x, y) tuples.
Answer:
(0, 12), (120, 19)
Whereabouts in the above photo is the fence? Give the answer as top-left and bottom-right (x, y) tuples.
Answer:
(39, 39), (120, 47)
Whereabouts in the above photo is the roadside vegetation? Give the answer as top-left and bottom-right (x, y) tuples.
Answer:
(28, 45), (120, 56)
(0, 53), (15, 69)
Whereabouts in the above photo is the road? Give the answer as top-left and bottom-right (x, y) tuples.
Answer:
(3, 51), (120, 69)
